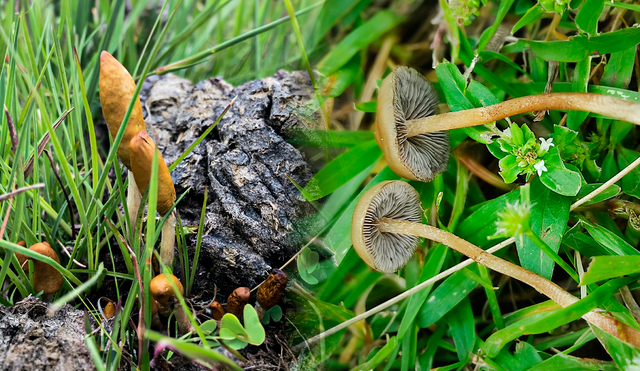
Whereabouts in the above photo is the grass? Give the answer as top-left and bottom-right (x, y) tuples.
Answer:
(3, 0), (640, 370)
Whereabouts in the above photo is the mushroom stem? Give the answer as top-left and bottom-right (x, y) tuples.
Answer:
(172, 302), (192, 335)
(405, 93), (640, 137)
(377, 217), (640, 347)
(127, 170), (141, 233)
(160, 211), (176, 266)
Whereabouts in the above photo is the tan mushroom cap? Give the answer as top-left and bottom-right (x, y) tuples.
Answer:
(226, 287), (250, 317)
(351, 181), (422, 273)
(375, 67), (450, 182)
(99, 51), (146, 169)
(129, 130), (176, 216)
(149, 273), (184, 305)
(15, 242), (63, 295)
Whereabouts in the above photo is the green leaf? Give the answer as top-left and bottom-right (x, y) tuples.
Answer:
(417, 268), (479, 328)
(575, 0), (604, 35)
(591, 324), (640, 370)
(321, 53), (363, 98)
(527, 353), (617, 371)
(617, 147), (640, 198)
(567, 57), (591, 130)
(582, 256), (640, 285)
(512, 4), (546, 34)
(350, 337), (398, 371)
(297, 248), (320, 285)
(355, 100), (376, 112)
(457, 188), (520, 247)
(515, 178), (570, 279)
(303, 140), (382, 201)
(601, 45), (636, 90)
(539, 146), (582, 196)
(145, 330), (241, 371)
(287, 129), (375, 148)
(219, 314), (250, 343)
(317, 11), (404, 75)
(574, 183), (620, 206)
(445, 297), (476, 362)
(501, 27), (640, 62)
(498, 154), (521, 184)
(581, 220), (640, 256)
(477, 0), (516, 51)
(200, 320), (217, 334)
(262, 305), (283, 325)
(397, 244), (448, 339)
(243, 305), (266, 346)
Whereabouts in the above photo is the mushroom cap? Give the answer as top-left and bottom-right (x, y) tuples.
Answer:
(149, 274), (184, 305)
(226, 287), (251, 317)
(99, 51), (145, 169)
(351, 181), (422, 273)
(208, 301), (225, 321)
(375, 67), (450, 182)
(256, 269), (287, 310)
(129, 130), (177, 216)
(22, 242), (63, 295)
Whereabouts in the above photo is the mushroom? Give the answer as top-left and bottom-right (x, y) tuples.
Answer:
(351, 180), (640, 346)
(99, 51), (145, 230)
(149, 273), (191, 334)
(226, 287), (250, 317)
(208, 301), (225, 321)
(376, 66), (640, 182)
(129, 130), (177, 266)
(255, 269), (287, 319)
(15, 242), (63, 300)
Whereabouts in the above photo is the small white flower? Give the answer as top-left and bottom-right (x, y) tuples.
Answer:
(539, 137), (555, 152)
(534, 160), (547, 176)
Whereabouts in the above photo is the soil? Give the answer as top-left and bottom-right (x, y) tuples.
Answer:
(0, 297), (95, 371)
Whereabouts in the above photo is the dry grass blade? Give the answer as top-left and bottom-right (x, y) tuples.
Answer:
(23, 108), (74, 178)
(0, 183), (45, 203)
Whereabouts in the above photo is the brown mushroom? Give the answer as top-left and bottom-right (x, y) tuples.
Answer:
(129, 130), (177, 266)
(149, 273), (190, 334)
(208, 301), (225, 321)
(15, 242), (63, 299)
(351, 180), (640, 346)
(99, 51), (146, 230)
(226, 287), (250, 317)
(376, 66), (640, 182)
(257, 269), (287, 310)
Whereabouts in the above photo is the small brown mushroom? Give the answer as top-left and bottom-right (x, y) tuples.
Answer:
(149, 274), (190, 334)
(257, 269), (287, 310)
(226, 287), (250, 317)
(208, 301), (225, 321)
(376, 66), (640, 182)
(130, 130), (177, 266)
(15, 242), (63, 299)
(99, 51), (145, 229)
(351, 180), (640, 346)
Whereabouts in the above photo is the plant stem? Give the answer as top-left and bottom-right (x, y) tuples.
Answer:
(406, 93), (640, 137)
(377, 218), (640, 347)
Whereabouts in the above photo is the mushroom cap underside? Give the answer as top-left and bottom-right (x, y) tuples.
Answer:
(351, 180), (422, 273)
(375, 66), (450, 182)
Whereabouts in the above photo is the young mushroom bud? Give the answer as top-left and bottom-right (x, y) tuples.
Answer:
(149, 274), (190, 334)
(226, 287), (250, 317)
(15, 242), (63, 299)
(257, 269), (287, 310)
(208, 301), (225, 321)
(130, 130), (177, 266)
(376, 66), (640, 182)
(352, 180), (640, 347)
(99, 51), (145, 229)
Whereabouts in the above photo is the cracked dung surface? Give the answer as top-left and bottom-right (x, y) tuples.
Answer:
(0, 297), (94, 371)
(139, 70), (317, 298)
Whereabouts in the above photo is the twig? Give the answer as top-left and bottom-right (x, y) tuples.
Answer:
(0, 183), (45, 203)
(291, 155), (640, 352)
(44, 150), (76, 239)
